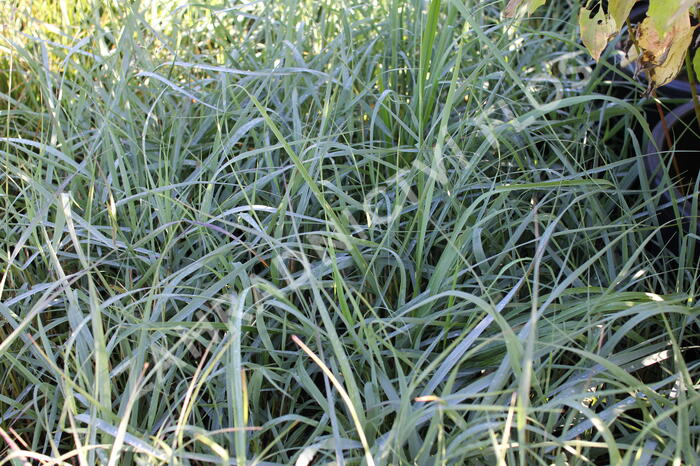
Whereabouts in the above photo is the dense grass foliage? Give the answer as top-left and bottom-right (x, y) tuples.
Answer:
(1, 0), (699, 464)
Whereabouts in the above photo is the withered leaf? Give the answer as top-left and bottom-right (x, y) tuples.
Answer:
(636, 12), (696, 88)
(579, 3), (618, 60)
(504, 0), (548, 18)
(609, 0), (640, 29)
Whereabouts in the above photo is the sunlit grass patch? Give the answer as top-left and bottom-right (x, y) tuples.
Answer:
(1, 0), (699, 464)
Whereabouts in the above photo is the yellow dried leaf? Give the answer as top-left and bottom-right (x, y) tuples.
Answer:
(579, 4), (618, 61)
(504, 0), (547, 18)
(609, 0), (641, 29)
(649, 28), (696, 87)
(636, 12), (696, 88)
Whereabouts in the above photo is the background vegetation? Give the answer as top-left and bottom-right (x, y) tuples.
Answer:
(1, 0), (698, 464)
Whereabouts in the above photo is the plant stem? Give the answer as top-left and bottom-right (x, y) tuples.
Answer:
(652, 91), (683, 184)
(684, 51), (700, 130)
(625, 14), (682, 182)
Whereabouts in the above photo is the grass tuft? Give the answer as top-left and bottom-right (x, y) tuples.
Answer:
(1, 0), (699, 464)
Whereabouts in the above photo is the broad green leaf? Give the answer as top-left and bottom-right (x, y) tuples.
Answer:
(648, 0), (684, 37)
(637, 13), (696, 88)
(694, 48), (700, 82)
(504, 0), (547, 18)
(579, 3), (618, 60)
(609, 0), (641, 29)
